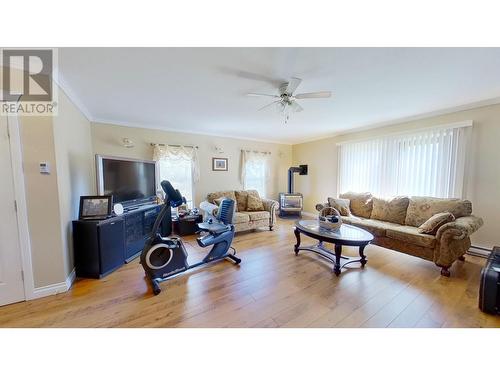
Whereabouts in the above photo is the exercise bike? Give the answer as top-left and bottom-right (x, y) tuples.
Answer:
(140, 180), (241, 295)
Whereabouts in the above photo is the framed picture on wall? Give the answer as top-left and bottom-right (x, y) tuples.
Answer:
(212, 157), (228, 171)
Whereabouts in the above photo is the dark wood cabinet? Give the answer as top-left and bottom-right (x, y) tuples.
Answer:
(73, 217), (125, 278)
(73, 203), (164, 278)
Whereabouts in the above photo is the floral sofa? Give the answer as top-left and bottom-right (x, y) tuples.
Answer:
(200, 190), (279, 233)
(316, 192), (484, 276)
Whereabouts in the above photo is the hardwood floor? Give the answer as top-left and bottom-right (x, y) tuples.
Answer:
(0, 218), (499, 328)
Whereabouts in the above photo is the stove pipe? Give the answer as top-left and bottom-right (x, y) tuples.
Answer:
(287, 165), (308, 193)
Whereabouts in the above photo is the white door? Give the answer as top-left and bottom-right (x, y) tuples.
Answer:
(0, 115), (25, 306)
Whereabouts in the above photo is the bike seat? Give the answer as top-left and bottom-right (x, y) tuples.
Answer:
(197, 222), (230, 234)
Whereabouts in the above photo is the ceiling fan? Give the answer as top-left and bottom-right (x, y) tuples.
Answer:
(247, 77), (332, 124)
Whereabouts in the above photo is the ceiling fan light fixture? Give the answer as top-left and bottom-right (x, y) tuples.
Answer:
(247, 77), (332, 124)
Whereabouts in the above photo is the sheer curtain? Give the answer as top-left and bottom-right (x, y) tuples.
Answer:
(338, 123), (471, 198)
(240, 150), (271, 197)
(153, 145), (200, 208)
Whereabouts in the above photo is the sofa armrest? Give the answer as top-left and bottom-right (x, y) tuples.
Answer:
(315, 202), (329, 212)
(262, 198), (279, 226)
(199, 200), (218, 217)
(436, 215), (484, 241)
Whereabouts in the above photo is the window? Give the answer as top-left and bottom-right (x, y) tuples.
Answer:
(154, 145), (200, 208)
(158, 157), (194, 207)
(241, 150), (270, 197)
(338, 123), (471, 198)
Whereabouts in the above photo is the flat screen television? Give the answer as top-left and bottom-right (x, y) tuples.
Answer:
(96, 155), (157, 207)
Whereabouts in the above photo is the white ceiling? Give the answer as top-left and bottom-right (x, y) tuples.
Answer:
(59, 48), (500, 144)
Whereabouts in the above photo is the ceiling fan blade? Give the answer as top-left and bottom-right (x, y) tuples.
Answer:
(258, 100), (281, 111)
(285, 77), (302, 95)
(275, 101), (286, 114)
(247, 93), (280, 98)
(290, 101), (304, 113)
(294, 91), (332, 99)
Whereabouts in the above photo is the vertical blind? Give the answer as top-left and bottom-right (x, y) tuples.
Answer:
(338, 124), (471, 198)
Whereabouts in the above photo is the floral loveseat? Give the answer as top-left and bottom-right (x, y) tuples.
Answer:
(316, 192), (484, 276)
(200, 190), (278, 233)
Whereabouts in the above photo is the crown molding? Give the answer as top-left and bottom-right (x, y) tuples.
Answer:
(53, 71), (94, 122)
(293, 96), (500, 145)
(91, 118), (293, 146)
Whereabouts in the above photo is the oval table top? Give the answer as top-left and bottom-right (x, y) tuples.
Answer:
(294, 220), (374, 245)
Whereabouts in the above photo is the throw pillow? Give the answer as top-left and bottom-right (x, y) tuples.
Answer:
(234, 190), (249, 212)
(327, 197), (351, 217)
(405, 197), (472, 227)
(418, 212), (455, 234)
(370, 196), (410, 225)
(339, 192), (373, 218)
(246, 193), (265, 211)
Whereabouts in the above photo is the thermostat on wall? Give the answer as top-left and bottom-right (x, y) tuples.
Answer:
(39, 162), (50, 174)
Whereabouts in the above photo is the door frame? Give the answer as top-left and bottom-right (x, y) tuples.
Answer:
(6, 114), (35, 300)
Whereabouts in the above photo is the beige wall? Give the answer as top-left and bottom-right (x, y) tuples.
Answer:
(18, 115), (68, 288)
(293, 103), (500, 249)
(91, 123), (293, 203)
(53, 89), (94, 277)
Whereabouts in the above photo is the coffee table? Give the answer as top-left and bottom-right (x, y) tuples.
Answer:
(293, 220), (374, 276)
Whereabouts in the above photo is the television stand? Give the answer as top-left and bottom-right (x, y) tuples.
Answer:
(73, 202), (167, 278)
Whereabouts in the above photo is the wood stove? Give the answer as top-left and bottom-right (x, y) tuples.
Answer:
(279, 165), (307, 217)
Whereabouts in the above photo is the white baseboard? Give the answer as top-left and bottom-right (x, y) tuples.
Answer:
(31, 268), (76, 300)
(65, 268), (76, 290)
(467, 246), (492, 258)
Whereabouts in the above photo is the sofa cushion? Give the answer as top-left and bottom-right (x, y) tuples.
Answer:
(232, 212), (250, 224)
(327, 197), (351, 216)
(339, 192), (373, 218)
(234, 190), (249, 211)
(370, 196), (409, 225)
(243, 211), (270, 221)
(386, 226), (436, 248)
(342, 216), (401, 237)
(207, 190), (238, 211)
(405, 196), (472, 227)
(418, 212), (455, 235)
(247, 193), (265, 211)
